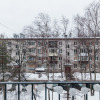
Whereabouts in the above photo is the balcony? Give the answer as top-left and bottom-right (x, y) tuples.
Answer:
(48, 53), (58, 56)
(79, 53), (88, 56)
(78, 53), (88, 64)
(49, 61), (58, 64)
(0, 81), (100, 100)
(78, 60), (88, 64)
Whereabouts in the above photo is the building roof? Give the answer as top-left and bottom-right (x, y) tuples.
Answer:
(2, 37), (100, 41)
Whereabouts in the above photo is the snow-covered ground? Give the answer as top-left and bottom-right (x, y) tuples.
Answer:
(74, 72), (100, 80)
(25, 72), (66, 80)
(0, 72), (100, 100)
(1, 72), (99, 81)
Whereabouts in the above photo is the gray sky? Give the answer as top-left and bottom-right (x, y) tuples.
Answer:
(0, 0), (99, 37)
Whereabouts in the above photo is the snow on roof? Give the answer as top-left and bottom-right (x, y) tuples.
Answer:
(5, 36), (100, 40)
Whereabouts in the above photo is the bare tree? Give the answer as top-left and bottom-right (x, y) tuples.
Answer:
(61, 16), (69, 35)
(85, 1), (100, 80)
(23, 13), (52, 38)
(7, 37), (28, 81)
(0, 34), (12, 100)
(0, 34), (12, 81)
(74, 1), (100, 80)
(52, 20), (61, 37)
(23, 13), (70, 38)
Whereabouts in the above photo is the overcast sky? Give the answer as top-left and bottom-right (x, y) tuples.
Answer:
(0, 0), (99, 37)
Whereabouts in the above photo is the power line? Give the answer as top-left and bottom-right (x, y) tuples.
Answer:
(0, 22), (16, 33)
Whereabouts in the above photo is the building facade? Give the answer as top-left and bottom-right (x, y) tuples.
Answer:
(4, 37), (100, 72)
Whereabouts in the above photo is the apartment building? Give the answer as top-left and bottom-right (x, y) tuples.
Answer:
(4, 37), (100, 72)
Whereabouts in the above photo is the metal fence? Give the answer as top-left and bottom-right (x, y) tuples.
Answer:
(0, 81), (100, 100)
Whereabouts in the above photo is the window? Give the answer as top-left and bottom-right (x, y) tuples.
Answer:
(28, 48), (35, 53)
(74, 42), (77, 45)
(38, 49), (41, 54)
(67, 52), (70, 56)
(96, 64), (98, 68)
(90, 42), (92, 45)
(95, 56), (99, 60)
(90, 64), (92, 68)
(89, 49), (92, 53)
(66, 44), (70, 48)
(59, 49), (62, 53)
(95, 49), (99, 53)
(38, 64), (41, 67)
(81, 64), (86, 69)
(23, 42), (27, 45)
(80, 49), (86, 53)
(82, 42), (85, 45)
(51, 64), (55, 68)
(74, 49), (77, 54)
(38, 57), (41, 60)
(49, 41), (57, 48)
(59, 57), (62, 60)
(59, 42), (62, 46)
(15, 45), (19, 48)
(68, 60), (70, 63)
(59, 64), (61, 68)
(49, 49), (57, 53)
(8, 42), (11, 46)
(16, 51), (19, 55)
(80, 56), (88, 61)
(28, 56), (34, 61)
(28, 41), (35, 45)
(38, 42), (41, 46)
(89, 57), (92, 60)
(50, 57), (56, 61)
(74, 64), (77, 68)
(96, 41), (98, 45)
